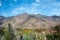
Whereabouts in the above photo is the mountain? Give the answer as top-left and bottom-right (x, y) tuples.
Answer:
(0, 16), (5, 25)
(1, 13), (60, 29)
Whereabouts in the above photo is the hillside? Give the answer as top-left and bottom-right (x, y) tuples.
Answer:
(1, 13), (60, 29)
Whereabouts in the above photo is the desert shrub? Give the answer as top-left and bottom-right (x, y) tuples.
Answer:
(0, 27), (5, 40)
(53, 25), (60, 33)
(4, 29), (11, 40)
(4, 23), (16, 40)
(46, 34), (54, 40)
(46, 33), (60, 40)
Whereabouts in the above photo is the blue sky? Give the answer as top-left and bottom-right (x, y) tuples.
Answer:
(0, 0), (60, 17)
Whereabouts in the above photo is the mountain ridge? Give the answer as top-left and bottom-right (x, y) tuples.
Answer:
(0, 13), (60, 29)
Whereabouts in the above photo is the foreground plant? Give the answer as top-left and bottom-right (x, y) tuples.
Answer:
(0, 27), (5, 40)
(7, 23), (17, 40)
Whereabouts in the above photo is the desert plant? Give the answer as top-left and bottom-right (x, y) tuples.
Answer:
(0, 27), (5, 40)
(7, 23), (16, 40)
(4, 28), (11, 40)
(53, 25), (60, 33)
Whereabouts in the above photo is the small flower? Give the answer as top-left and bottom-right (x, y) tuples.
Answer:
(3, 29), (7, 32)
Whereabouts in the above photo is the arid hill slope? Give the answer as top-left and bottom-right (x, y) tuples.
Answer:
(1, 13), (60, 29)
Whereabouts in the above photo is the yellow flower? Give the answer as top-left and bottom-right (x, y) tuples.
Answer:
(17, 32), (20, 34)
(3, 29), (7, 32)
(22, 29), (32, 34)
(40, 37), (42, 39)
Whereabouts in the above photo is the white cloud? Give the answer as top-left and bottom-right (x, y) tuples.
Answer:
(14, 0), (17, 2)
(53, 2), (60, 6)
(34, 13), (38, 14)
(33, 3), (40, 7)
(12, 7), (25, 15)
(2, 13), (7, 16)
(31, 2), (48, 9)
(49, 9), (60, 16)
(31, 2), (41, 7)
(36, 0), (40, 3)
(0, 2), (2, 7)
(41, 4), (48, 8)
(31, 8), (37, 12)
(19, 7), (24, 10)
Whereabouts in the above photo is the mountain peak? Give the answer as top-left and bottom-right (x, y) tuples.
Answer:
(52, 15), (60, 19)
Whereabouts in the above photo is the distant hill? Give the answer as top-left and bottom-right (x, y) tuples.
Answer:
(0, 16), (5, 25)
(1, 13), (60, 29)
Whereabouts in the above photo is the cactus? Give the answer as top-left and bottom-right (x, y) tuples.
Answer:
(0, 36), (1, 40)
(33, 34), (36, 40)
(20, 35), (23, 40)
(4, 29), (11, 40)
(0, 27), (5, 40)
(7, 23), (16, 40)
